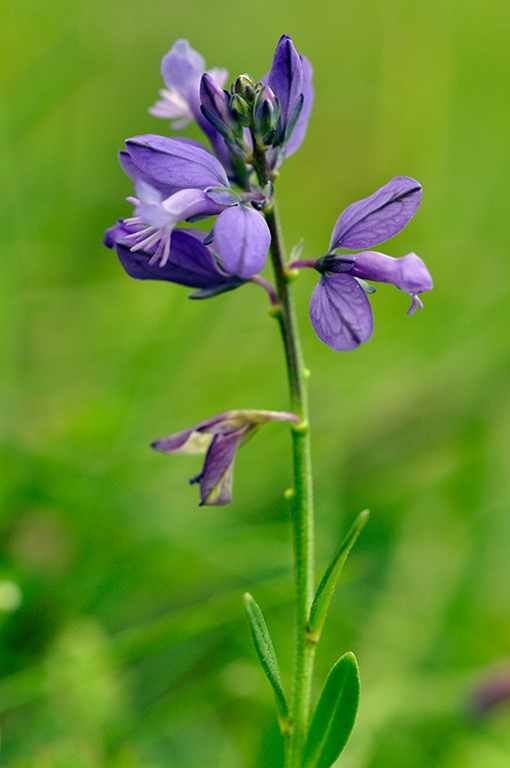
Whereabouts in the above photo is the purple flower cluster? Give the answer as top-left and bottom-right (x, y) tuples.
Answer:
(105, 35), (313, 292)
(104, 35), (432, 502)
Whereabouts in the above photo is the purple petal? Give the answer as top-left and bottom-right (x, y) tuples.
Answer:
(126, 134), (229, 191)
(285, 55), (314, 156)
(196, 431), (242, 505)
(152, 412), (232, 455)
(119, 150), (180, 198)
(200, 74), (234, 133)
(329, 177), (422, 251)
(268, 35), (303, 142)
(105, 224), (243, 291)
(151, 426), (197, 453)
(350, 250), (433, 294)
(162, 188), (227, 220)
(213, 205), (271, 278)
(309, 274), (374, 351)
(160, 40), (206, 95)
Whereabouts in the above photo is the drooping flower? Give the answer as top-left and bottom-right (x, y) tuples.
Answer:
(292, 177), (432, 351)
(121, 134), (271, 277)
(152, 410), (300, 505)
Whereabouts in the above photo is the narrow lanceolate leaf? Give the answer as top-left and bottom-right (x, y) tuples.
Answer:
(308, 510), (369, 641)
(302, 653), (360, 768)
(243, 593), (288, 724)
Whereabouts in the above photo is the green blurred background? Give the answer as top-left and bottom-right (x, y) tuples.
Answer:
(1, 0), (509, 765)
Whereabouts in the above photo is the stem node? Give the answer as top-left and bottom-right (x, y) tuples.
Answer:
(291, 419), (309, 435)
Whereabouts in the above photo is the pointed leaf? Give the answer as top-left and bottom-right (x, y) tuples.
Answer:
(302, 653), (360, 768)
(289, 237), (305, 263)
(243, 593), (288, 724)
(308, 510), (369, 641)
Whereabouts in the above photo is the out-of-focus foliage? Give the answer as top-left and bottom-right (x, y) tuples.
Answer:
(1, 0), (509, 765)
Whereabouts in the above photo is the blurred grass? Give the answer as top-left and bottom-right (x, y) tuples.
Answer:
(1, 0), (510, 765)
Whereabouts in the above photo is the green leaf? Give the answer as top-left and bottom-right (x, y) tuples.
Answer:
(289, 237), (305, 263)
(308, 510), (369, 641)
(302, 652), (360, 768)
(243, 592), (289, 724)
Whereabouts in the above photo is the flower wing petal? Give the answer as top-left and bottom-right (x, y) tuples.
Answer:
(152, 428), (213, 455)
(309, 274), (374, 351)
(126, 134), (229, 190)
(160, 39), (206, 94)
(213, 205), (271, 278)
(329, 177), (422, 251)
(119, 150), (181, 198)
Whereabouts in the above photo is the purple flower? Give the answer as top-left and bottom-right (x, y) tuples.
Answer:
(469, 667), (510, 717)
(295, 177), (432, 351)
(149, 39), (228, 131)
(122, 134), (271, 277)
(104, 223), (244, 297)
(152, 410), (300, 505)
(149, 39), (235, 174)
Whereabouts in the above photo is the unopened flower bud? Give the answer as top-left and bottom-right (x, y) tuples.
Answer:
(253, 83), (280, 148)
(200, 73), (241, 143)
(230, 93), (252, 126)
(231, 73), (256, 103)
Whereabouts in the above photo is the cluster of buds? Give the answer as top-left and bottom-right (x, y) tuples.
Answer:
(232, 75), (281, 149)
(200, 72), (281, 154)
(199, 39), (307, 161)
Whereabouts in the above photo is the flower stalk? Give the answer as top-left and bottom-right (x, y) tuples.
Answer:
(255, 154), (315, 763)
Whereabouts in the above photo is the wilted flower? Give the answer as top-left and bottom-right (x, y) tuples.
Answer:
(152, 410), (300, 505)
(293, 177), (432, 351)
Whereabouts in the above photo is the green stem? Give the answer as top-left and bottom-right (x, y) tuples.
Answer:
(254, 149), (316, 766)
